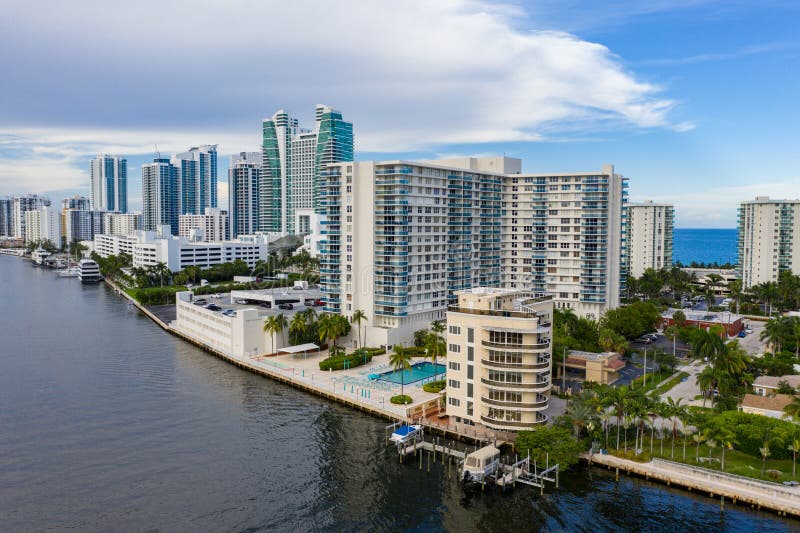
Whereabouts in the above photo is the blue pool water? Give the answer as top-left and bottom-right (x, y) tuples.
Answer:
(375, 362), (446, 384)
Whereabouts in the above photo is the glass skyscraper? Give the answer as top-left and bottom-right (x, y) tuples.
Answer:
(261, 105), (353, 235)
(171, 145), (218, 215)
(142, 158), (179, 235)
(90, 154), (127, 212)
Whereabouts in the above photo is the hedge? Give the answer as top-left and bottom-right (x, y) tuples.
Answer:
(422, 380), (446, 393)
(318, 347), (385, 371)
(697, 410), (798, 460)
(126, 286), (188, 305)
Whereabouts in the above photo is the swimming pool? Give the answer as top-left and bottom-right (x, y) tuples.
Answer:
(373, 362), (446, 385)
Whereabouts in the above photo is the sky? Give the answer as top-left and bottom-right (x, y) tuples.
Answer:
(0, 0), (798, 228)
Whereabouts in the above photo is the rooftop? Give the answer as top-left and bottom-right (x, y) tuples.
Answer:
(741, 393), (794, 413)
(663, 308), (741, 324)
(753, 375), (800, 389)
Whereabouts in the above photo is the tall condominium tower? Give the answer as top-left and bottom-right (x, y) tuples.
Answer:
(0, 198), (12, 237)
(12, 194), (50, 239)
(625, 201), (674, 278)
(102, 212), (143, 236)
(261, 105), (353, 235)
(63, 209), (104, 243)
(90, 154), (127, 212)
(318, 156), (628, 349)
(501, 165), (628, 320)
(228, 152), (261, 239)
(318, 158), (503, 348)
(738, 197), (800, 288)
(142, 158), (180, 234)
(171, 145), (218, 215)
(24, 205), (61, 244)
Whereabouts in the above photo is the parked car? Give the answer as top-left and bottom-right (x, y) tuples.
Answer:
(635, 336), (654, 344)
(193, 299), (208, 306)
(314, 299), (325, 306)
(235, 299), (248, 304)
(738, 330), (747, 338)
(646, 333), (659, 341)
(278, 303), (294, 310)
(222, 309), (236, 317)
(206, 304), (222, 312)
(259, 302), (272, 308)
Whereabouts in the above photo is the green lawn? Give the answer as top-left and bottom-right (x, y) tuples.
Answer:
(654, 371), (690, 395)
(603, 435), (800, 483)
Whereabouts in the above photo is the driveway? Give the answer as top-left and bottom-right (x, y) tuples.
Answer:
(663, 360), (706, 406)
(736, 319), (767, 356)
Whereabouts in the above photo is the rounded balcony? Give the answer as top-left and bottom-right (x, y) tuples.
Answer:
(481, 394), (548, 410)
(480, 412), (548, 431)
(480, 376), (551, 392)
(481, 356), (551, 371)
(481, 340), (550, 352)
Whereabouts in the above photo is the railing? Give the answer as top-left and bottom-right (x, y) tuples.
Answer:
(481, 340), (550, 350)
(481, 358), (551, 370)
(481, 395), (548, 409)
(480, 377), (550, 390)
(480, 414), (547, 428)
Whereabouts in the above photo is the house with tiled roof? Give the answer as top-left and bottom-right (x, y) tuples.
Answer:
(752, 375), (800, 396)
(740, 393), (794, 419)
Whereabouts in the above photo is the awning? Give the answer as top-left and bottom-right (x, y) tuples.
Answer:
(277, 343), (320, 354)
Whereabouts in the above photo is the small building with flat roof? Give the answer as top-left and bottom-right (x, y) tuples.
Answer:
(660, 308), (744, 337)
(752, 375), (800, 396)
(562, 350), (625, 385)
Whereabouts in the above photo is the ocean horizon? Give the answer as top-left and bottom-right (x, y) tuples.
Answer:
(673, 227), (737, 266)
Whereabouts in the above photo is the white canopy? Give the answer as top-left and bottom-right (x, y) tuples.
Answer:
(277, 343), (320, 354)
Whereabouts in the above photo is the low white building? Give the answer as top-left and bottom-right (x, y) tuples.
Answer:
(94, 230), (270, 271)
(174, 292), (302, 357)
(295, 208), (325, 257)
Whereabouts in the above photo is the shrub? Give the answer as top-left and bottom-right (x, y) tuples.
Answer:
(699, 411), (797, 460)
(126, 286), (187, 305)
(317, 347), (384, 371)
(422, 380), (446, 393)
(391, 395), (413, 405)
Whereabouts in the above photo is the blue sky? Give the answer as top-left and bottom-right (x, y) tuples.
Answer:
(0, 0), (798, 227)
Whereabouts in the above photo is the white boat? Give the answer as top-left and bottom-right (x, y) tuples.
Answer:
(390, 424), (422, 444)
(78, 259), (102, 283)
(462, 445), (501, 483)
(57, 267), (80, 278)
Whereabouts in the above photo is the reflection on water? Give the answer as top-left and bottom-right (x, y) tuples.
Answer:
(0, 255), (796, 531)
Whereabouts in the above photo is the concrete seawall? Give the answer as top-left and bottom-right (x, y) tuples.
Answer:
(586, 452), (800, 518)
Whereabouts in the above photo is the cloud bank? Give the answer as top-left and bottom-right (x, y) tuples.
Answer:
(0, 0), (678, 198)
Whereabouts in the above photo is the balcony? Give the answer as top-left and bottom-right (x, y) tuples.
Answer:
(481, 340), (549, 350)
(481, 394), (548, 409)
(480, 413), (548, 429)
(480, 377), (550, 390)
(481, 357), (551, 371)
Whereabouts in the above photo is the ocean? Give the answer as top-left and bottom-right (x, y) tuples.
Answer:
(673, 228), (738, 266)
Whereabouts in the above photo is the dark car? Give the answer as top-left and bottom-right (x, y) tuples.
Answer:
(259, 302), (272, 308)
(635, 336), (653, 344)
(206, 304), (222, 312)
(193, 299), (208, 306)
(278, 303), (294, 310)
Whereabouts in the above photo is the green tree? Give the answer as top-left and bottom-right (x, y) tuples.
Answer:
(602, 385), (630, 450)
(566, 399), (597, 439)
(515, 425), (584, 472)
(263, 315), (280, 354)
(784, 396), (800, 421)
(788, 437), (800, 478)
(274, 313), (288, 346)
(351, 309), (367, 349)
(760, 442), (771, 476)
(389, 344), (412, 398)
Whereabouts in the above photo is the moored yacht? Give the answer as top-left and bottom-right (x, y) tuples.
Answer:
(78, 259), (102, 283)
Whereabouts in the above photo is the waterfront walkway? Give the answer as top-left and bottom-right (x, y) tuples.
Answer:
(588, 452), (800, 517)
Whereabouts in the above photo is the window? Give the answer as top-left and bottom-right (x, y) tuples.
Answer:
(467, 382), (473, 398)
(467, 365), (474, 380)
(448, 397), (461, 407)
(467, 346), (474, 361)
(448, 325), (461, 335)
(448, 379), (460, 389)
(448, 361), (461, 371)
(448, 343), (461, 353)
(467, 328), (474, 343)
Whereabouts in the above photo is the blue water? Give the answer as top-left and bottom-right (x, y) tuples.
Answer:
(673, 228), (738, 266)
(376, 362), (446, 384)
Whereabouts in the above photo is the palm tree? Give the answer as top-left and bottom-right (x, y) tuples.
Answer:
(788, 437), (800, 478)
(716, 429), (735, 472)
(760, 442), (771, 476)
(696, 366), (718, 407)
(274, 313), (288, 347)
(152, 262), (170, 287)
(603, 385), (630, 450)
(693, 433), (706, 462)
(351, 309), (367, 349)
(783, 396), (800, 420)
(317, 314), (336, 356)
(289, 313), (308, 345)
(599, 411), (613, 449)
(693, 328), (725, 364)
(791, 317), (800, 358)
(263, 315), (280, 354)
(728, 279), (743, 315)
(424, 330), (446, 370)
(664, 397), (687, 460)
(761, 317), (786, 354)
(389, 344), (412, 398)
(566, 400), (597, 439)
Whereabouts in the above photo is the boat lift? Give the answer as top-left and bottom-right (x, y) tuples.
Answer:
(384, 421), (558, 494)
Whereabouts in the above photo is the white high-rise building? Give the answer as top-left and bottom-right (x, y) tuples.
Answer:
(12, 194), (50, 239)
(90, 155), (127, 212)
(500, 165), (628, 319)
(171, 145), (218, 215)
(179, 207), (229, 242)
(738, 197), (800, 288)
(318, 156), (628, 348)
(228, 152), (261, 239)
(102, 212), (143, 236)
(626, 201), (674, 278)
(24, 205), (61, 245)
(261, 105), (353, 234)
